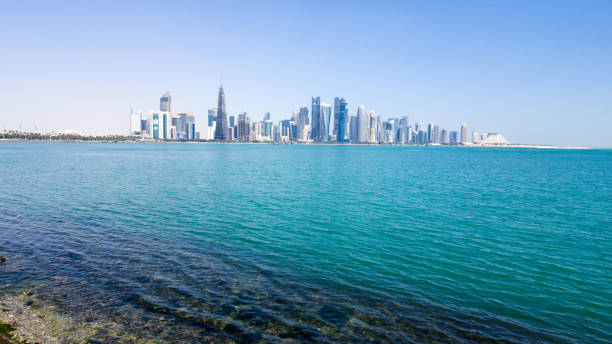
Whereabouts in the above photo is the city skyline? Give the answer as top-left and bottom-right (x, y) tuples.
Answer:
(125, 89), (509, 146)
(1, 1), (611, 146)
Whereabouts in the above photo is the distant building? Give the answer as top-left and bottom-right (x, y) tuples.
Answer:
(450, 131), (458, 145)
(130, 109), (142, 135)
(280, 119), (292, 142)
(175, 112), (196, 140)
(311, 97), (331, 142)
(263, 120), (273, 140)
(273, 123), (280, 142)
(208, 109), (217, 126)
(264, 112), (271, 121)
(393, 118), (404, 143)
(302, 125), (311, 142)
(206, 124), (215, 140)
(297, 107), (309, 140)
(332, 97), (341, 140)
(381, 121), (393, 143)
(336, 98), (349, 142)
(418, 129), (425, 144)
(376, 116), (382, 143)
(149, 111), (172, 140)
(441, 129), (448, 144)
(368, 110), (377, 143)
(237, 112), (250, 141)
(399, 116), (409, 144)
(472, 131), (480, 144)
(482, 133), (510, 145)
(388, 118), (396, 143)
(160, 92), (171, 113)
(250, 121), (262, 141)
(214, 86), (229, 141)
(432, 124), (440, 144)
(356, 105), (368, 143)
(349, 115), (358, 142)
(460, 123), (468, 144)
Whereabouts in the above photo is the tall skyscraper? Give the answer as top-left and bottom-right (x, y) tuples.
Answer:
(376, 116), (382, 143)
(333, 97), (341, 140)
(263, 120), (273, 140)
(450, 131), (458, 145)
(368, 110), (377, 143)
(311, 97), (332, 142)
(427, 123), (433, 143)
(400, 116), (409, 144)
(237, 112), (250, 141)
(433, 124), (440, 144)
(441, 129), (448, 144)
(297, 107), (309, 140)
(149, 111), (171, 140)
(357, 105), (368, 143)
(160, 92), (171, 113)
(214, 86), (229, 141)
(460, 123), (468, 144)
(336, 98), (349, 142)
(264, 112), (271, 121)
(311, 97), (322, 142)
(322, 103), (332, 142)
(349, 115), (358, 142)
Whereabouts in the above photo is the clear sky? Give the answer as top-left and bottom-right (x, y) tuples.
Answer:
(1, 1), (611, 146)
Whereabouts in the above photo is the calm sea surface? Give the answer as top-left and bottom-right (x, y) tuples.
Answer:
(0, 142), (610, 343)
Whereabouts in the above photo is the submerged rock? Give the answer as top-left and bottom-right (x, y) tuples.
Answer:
(318, 304), (350, 325)
(0, 321), (18, 344)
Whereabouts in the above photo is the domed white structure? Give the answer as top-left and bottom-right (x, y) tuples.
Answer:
(482, 133), (510, 145)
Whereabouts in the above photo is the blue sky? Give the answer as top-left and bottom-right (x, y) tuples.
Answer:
(1, 0), (611, 146)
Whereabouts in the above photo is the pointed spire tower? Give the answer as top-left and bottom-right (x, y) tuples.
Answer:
(214, 86), (229, 141)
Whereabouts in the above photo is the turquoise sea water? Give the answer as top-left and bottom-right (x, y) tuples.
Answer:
(0, 142), (610, 343)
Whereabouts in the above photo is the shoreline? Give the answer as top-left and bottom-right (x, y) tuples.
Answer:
(0, 139), (592, 150)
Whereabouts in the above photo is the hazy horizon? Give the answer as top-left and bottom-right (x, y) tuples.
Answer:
(1, 1), (611, 147)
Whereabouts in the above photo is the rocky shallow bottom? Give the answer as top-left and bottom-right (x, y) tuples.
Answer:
(0, 290), (163, 344)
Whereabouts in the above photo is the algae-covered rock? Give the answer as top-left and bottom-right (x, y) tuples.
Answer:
(0, 321), (18, 344)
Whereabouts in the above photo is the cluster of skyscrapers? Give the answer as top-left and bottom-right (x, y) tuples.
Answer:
(130, 92), (197, 141)
(131, 88), (508, 145)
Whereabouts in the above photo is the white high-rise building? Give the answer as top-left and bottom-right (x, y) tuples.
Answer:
(368, 110), (377, 143)
(356, 105), (368, 143)
(130, 109), (143, 135)
(207, 121), (216, 140)
(472, 131), (480, 144)
(433, 124), (441, 144)
(148, 111), (173, 140)
(460, 123), (468, 144)
(250, 121), (262, 141)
